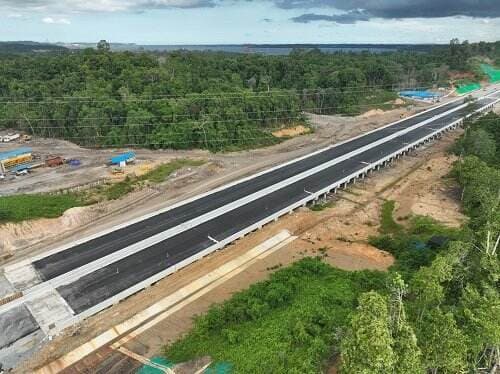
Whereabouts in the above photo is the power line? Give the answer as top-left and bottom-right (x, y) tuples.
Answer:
(0, 97), (445, 124)
(48, 131), (427, 149)
(0, 82), (446, 104)
(26, 119), (469, 143)
(0, 111), (410, 129)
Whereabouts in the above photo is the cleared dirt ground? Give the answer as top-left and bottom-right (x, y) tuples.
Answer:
(0, 100), (432, 263)
(0, 99), (423, 197)
(19, 127), (466, 374)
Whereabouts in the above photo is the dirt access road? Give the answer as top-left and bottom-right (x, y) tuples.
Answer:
(20, 126), (466, 374)
(0, 99), (422, 197)
(0, 98), (431, 263)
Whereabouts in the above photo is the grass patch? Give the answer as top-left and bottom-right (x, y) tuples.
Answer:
(163, 258), (386, 373)
(379, 200), (404, 234)
(0, 193), (86, 223)
(104, 176), (136, 200)
(358, 89), (400, 112)
(104, 158), (205, 200)
(309, 200), (335, 211)
(139, 159), (205, 184)
(369, 215), (463, 277)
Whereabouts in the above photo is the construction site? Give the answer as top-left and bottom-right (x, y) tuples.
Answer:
(0, 29), (499, 373)
(0, 84), (498, 374)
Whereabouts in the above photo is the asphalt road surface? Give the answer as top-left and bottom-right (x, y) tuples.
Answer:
(33, 97), (468, 281)
(49, 95), (496, 313)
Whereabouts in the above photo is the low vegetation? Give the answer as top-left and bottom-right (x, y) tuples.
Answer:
(164, 258), (386, 373)
(309, 199), (335, 211)
(379, 200), (404, 234)
(0, 193), (86, 222)
(0, 159), (205, 222)
(103, 176), (136, 201)
(103, 158), (205, 200)
(138, 159), (205, 183)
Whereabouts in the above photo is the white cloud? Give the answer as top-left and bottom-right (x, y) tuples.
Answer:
(1, 0), (216, 13)
(42, 16), (71, 24)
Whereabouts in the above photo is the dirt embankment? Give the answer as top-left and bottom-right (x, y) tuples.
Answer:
(0, 190), (152, 256)
(386, 154), (465, 227)
(272, 125), (310, 138)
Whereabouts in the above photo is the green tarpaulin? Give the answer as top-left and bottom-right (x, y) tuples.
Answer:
(480, 64), (500, 83)
(137, 358), (232, 374)
(456, 83), (481, 95)
(137, 357), (173, 374)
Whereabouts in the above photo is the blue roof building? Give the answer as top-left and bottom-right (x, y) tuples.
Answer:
(0, 147), (32, 161)
(399, 90), (441, 99)
(110, 152), (136, 165)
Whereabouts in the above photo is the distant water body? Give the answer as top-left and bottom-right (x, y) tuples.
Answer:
(111, 44), (429, 55)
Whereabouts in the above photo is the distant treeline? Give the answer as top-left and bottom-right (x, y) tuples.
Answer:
(0, 40), (498, 151)
(0, 41), (68, 54)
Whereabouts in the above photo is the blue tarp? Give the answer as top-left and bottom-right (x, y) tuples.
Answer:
(0, 147), (32, 161)
(110, 152), (136, 165)
(10, 163), (34, 172)
(399, 90), (441, 99)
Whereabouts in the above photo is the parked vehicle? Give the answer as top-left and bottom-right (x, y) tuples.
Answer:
(68, 159), (81, 167)
(1, 133), (20, 142)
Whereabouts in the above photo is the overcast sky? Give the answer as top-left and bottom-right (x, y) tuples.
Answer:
(1, 0), (499, 44)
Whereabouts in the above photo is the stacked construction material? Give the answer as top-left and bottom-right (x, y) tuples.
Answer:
(0, 147), (32, 174)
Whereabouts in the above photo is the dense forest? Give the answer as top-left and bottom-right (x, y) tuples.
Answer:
(0, 40), (498, 150)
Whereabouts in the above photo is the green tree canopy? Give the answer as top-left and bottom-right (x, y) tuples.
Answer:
(341, 291), (395, 374)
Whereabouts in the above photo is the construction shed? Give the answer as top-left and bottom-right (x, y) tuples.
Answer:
(110, 152), (136, 167)
(0, 147), (33, 174)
